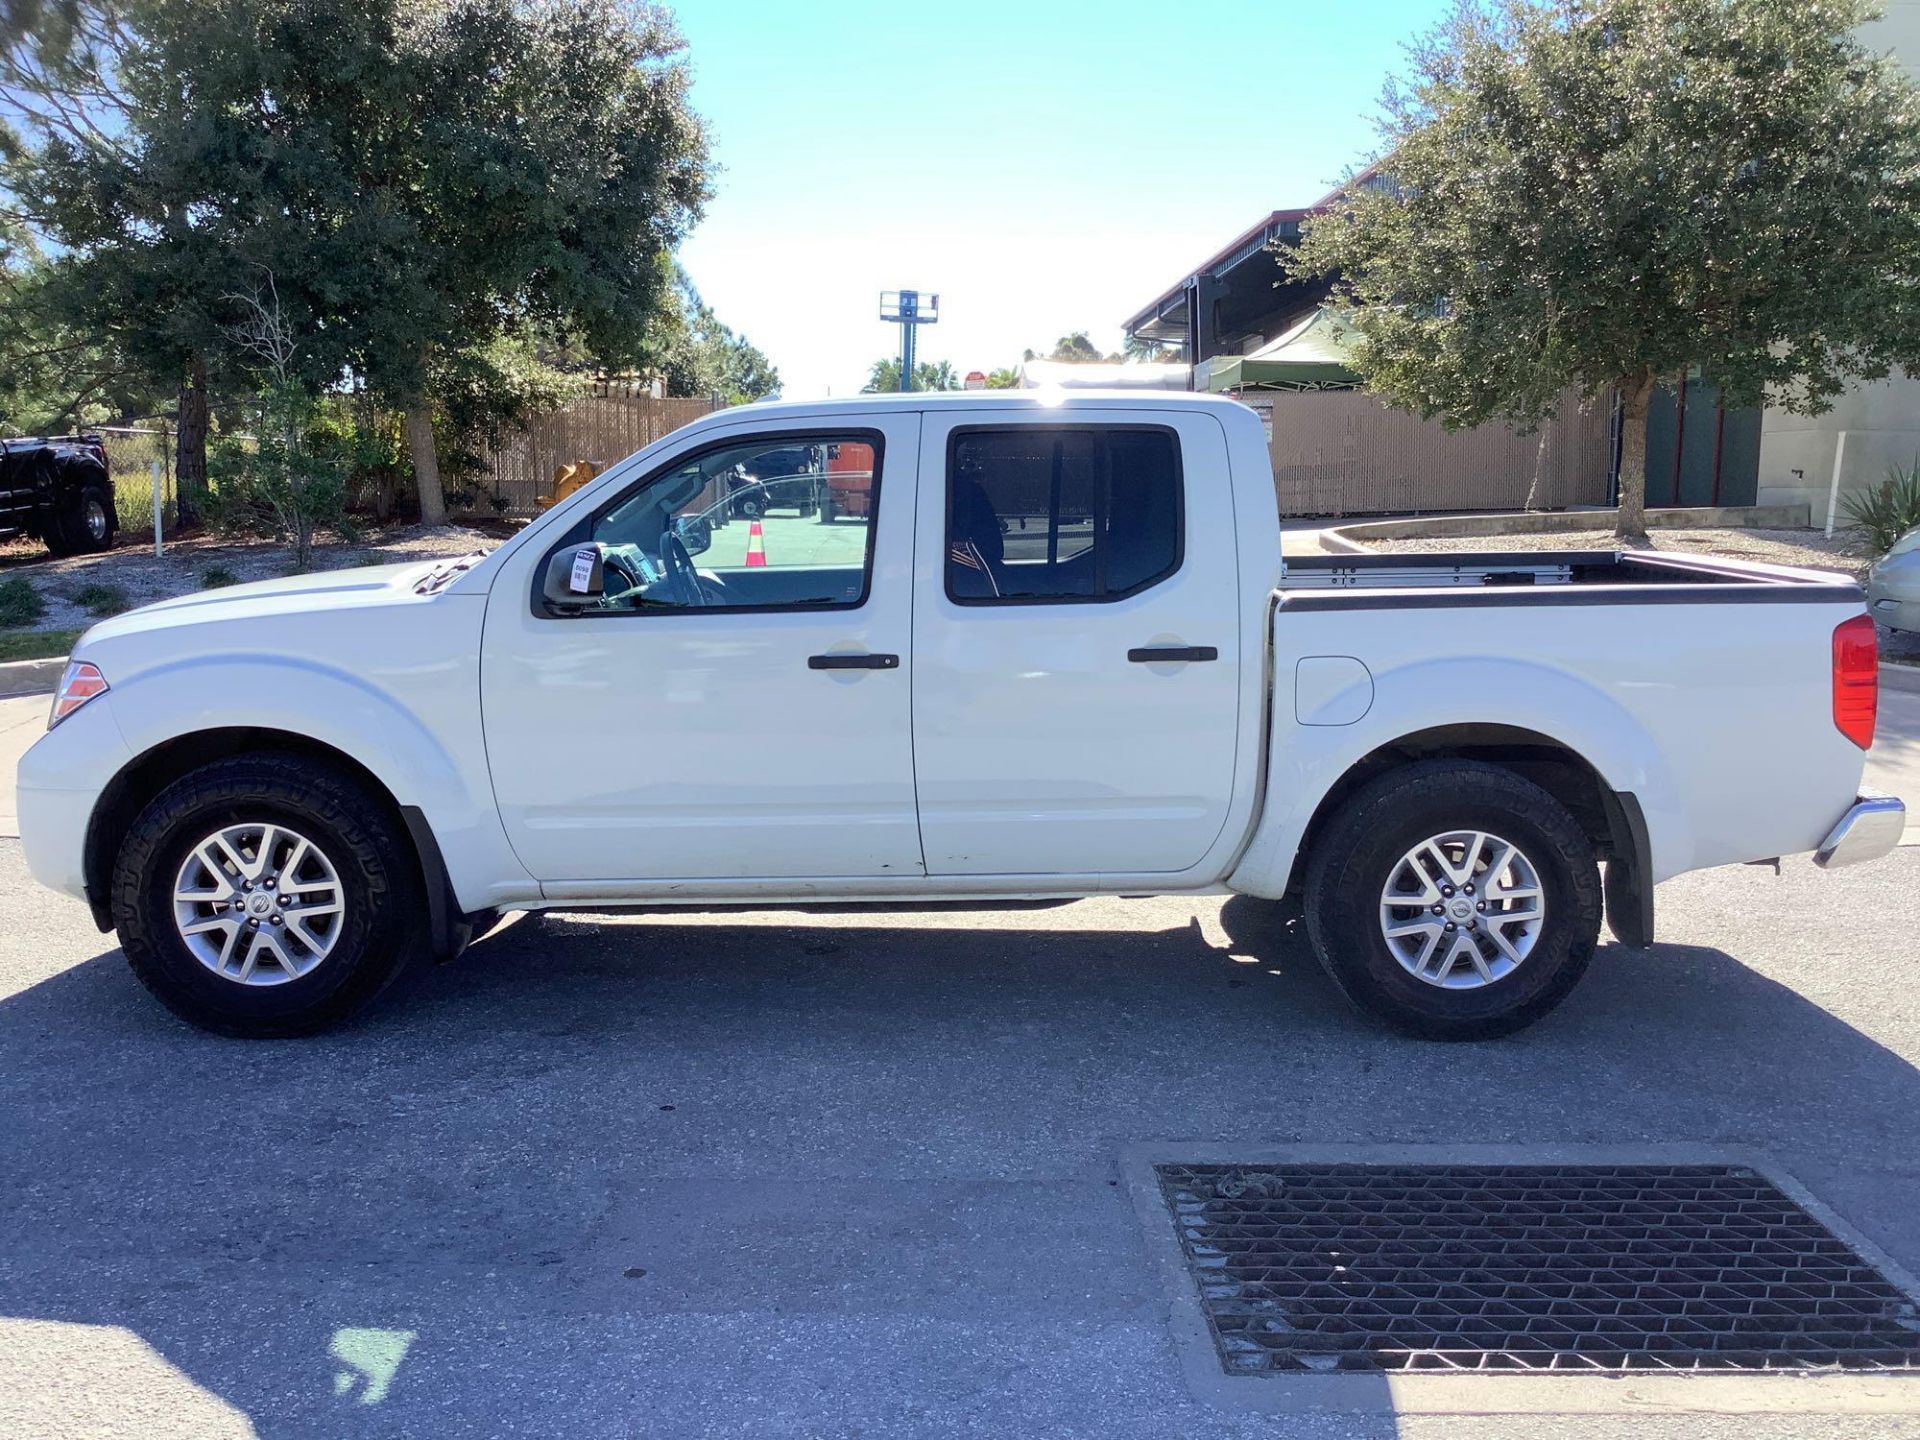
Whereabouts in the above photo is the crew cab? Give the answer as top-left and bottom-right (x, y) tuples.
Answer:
(14, 393), (1904, 1038)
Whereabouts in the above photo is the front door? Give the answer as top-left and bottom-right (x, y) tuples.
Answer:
(479, 418), (923, 884)
(909, 410), (1243, 876)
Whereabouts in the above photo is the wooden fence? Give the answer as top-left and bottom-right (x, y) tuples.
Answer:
(481, 394), (723, 515)
(1243, 390), (1613, 517)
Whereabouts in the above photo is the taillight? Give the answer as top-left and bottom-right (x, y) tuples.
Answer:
(48, 660), (108, 729)
(1833, 614), (1878, 750)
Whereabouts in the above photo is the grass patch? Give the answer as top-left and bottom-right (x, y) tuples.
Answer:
(0, 627), (82, 662)
(200, 565), (240, 589)
(70, 580), (131, 617)
(0, 575), (46, 628)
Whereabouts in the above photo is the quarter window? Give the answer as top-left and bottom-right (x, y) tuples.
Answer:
(946, 427), (1182, 603)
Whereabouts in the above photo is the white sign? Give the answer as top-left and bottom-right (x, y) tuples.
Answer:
(569, 548), (598, 593)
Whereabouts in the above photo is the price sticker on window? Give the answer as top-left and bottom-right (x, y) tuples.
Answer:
(569, 548), (597, 593)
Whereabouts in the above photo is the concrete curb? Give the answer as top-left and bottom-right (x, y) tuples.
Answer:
(1883, 661), (1920, 695)
(0, 656), (65, 700)
(1324, 503), (1813, 551)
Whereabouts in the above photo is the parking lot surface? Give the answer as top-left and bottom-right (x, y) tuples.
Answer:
(3, 836), (1920, 1438)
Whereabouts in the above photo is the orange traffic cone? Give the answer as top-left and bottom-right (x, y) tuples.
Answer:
(745, 520), (767, 567)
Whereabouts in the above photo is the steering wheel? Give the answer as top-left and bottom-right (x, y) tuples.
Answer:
(601, 548), (647, 598)
(660, 531), (708, 607)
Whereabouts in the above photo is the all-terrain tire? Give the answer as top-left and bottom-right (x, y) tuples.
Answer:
(1302, 760), (1603, 1040)
(112, 754), (429, 1037)
(44, 479), (115, 556)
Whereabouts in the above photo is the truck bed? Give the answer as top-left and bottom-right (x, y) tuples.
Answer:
(1278, 548), (1862, 604)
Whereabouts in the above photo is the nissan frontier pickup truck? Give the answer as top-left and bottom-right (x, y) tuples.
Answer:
(15, 392), (1905, 1039)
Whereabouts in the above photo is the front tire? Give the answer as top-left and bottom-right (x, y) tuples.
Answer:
(1303, 760), (1602, 1040)
(112, 755), (428, 1037)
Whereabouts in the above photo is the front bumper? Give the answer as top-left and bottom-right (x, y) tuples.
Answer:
(1813, 790), (1907, 870)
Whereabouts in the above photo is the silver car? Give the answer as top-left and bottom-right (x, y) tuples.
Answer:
(1867, 525), (1920, 632)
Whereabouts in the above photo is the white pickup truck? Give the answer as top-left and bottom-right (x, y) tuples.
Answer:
(16, 392), (1905, 1039)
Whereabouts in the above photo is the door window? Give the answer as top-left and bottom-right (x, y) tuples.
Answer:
(946, 427), (1181, 603)
(549, 432), (881, 613)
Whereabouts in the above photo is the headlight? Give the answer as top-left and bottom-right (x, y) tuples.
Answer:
(48, 660), (108, 729)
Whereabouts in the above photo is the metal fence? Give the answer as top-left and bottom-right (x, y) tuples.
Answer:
(97, 424), (176, 538)
(1243, 390), (1614, 517)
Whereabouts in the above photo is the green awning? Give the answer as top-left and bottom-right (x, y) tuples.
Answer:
(1200, 307), (1361, 391)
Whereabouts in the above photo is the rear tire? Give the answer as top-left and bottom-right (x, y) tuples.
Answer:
(1303, 760), (1602, 1040)
(112, 754), (428, 1037)
(45, 479), (115, 556)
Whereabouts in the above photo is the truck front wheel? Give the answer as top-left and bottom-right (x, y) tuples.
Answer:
(1302, 760), (1603, 1040)
(111, 755), (429, 1037)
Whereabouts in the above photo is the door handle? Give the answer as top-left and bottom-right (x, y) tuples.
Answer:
(1128, 646), (1218, 663)
(808, 652), (900, 670)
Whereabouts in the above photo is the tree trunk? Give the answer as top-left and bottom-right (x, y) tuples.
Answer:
(1615, 372), (1655, 544)
(175, 353), (209, 528)
(404, 405), (445, 526)
(1524, 416), (1554, 513)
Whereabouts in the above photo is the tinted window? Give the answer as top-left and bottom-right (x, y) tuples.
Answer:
(947, 427), (1181, 603)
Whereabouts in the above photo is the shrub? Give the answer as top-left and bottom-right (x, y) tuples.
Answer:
(1844, 460), (1920, 555)
(205, 385), (357, 571)
(200, 565), (239, 589)
(0, 575), (45, 628)
(70, 581), (130, 617)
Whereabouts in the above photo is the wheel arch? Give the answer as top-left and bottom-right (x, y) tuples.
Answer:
(83, 726), (468, 956)
(1237, 722), (1655, 947)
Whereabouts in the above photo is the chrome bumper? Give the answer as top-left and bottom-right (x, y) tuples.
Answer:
(1814, 790), (1907, 870)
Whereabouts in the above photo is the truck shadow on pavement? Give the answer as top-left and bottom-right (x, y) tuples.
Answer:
(2, 896), (1919, 1436)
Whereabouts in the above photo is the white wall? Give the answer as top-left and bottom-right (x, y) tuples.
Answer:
(1757, 1), (1920, 516)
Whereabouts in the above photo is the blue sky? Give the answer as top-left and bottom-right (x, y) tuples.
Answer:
(670, 0), (1451, 398)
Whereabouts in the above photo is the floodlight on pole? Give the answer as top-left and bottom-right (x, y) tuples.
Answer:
(880, 289), (939, 392)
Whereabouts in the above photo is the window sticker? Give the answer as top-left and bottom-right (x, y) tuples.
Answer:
(569, 548), (597, 594)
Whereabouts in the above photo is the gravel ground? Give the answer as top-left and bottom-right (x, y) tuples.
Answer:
(1352, 526), (1920, 664)
(0, 524), (503, 635)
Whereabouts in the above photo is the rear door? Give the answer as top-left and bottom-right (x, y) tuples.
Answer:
(909, 409), (1243, 875)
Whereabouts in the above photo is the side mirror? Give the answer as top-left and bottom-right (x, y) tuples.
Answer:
(673, 514), (712, 556)
(544, 544), (606, 606)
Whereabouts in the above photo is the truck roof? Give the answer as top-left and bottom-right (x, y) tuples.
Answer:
(693, 389), (1253, 426)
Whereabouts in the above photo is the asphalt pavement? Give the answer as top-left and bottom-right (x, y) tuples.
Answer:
(4, 832), (1920, 1436)
(5, 679), (1920, 1436)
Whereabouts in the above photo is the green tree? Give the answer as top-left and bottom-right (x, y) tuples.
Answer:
(1046, 332), (1113, 363)
(1283, 0), (1920, 539)
(861, 357), (960, 392)
(647, 268), (780, 402)
(0, 220), (158, 431)
(10, 0), (709, 524)
(984, 366), (1020, 389)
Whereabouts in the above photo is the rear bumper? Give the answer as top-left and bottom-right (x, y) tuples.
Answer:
(1813, 790), (1906, 870)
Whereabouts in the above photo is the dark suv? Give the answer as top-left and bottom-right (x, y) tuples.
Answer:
(0, 434), (117, 555)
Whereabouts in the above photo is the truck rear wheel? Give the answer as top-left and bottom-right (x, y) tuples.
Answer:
(1303, 760), (1602, 1040)
(111, 754), (429, 1037)
(45, 480), (115, 556)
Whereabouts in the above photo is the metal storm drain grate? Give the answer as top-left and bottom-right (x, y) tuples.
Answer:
(1155, 1164), (1920, 1375)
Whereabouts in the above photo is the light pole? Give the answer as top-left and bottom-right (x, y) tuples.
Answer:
(880, 290), (939, 392)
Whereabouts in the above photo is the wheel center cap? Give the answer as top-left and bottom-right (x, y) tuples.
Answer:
(1447, 898), (1475, 922)
(246, 893), (274, 918)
